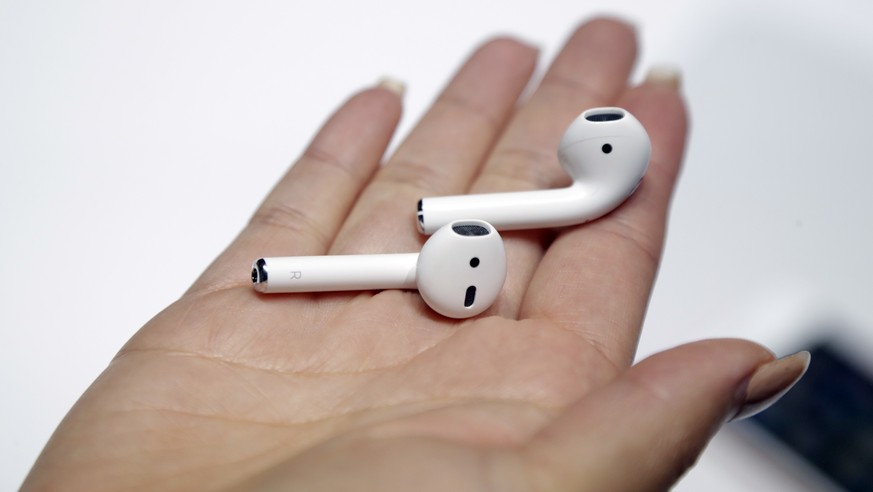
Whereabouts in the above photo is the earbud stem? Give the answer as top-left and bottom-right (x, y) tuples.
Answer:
(252, 254), (419, 293)
(418, 182), (622, 234)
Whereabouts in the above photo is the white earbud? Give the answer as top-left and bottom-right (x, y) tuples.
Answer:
(251, 220), (506, 318)
(416, 107), (651, 234)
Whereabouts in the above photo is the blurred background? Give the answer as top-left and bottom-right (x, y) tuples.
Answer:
(2, 0), (872, 489)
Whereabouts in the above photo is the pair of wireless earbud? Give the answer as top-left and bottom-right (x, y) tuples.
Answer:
(252, 107), (651, 318)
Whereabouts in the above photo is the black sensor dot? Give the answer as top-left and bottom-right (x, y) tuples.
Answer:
(470, 257), (480, 268)
(602, 143), (613, 154)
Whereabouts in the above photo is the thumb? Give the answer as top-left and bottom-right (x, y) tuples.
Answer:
(516, 339), (809, 491)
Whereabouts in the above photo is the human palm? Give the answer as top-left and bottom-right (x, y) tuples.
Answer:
(24, 19), (783, 492)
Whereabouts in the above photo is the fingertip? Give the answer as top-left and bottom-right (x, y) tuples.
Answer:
(730, 349), (810, 422)
(579, 15), (638, 39)
(350, 83), (404, 121)
(469, 35), (540, 77)
(540, 17), (638, 102)
(629, 338), (775, 393)
(624, 76), (688, 134)
(318, 83), (403, 151)
(570, 16), (638, 57)
(644, 64), (683, 91)
(304, 84), (403, 162)
(618, 75), (689, 190)
(376, 76), (406, 98)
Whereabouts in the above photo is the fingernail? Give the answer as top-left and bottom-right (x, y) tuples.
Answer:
(376, 76), (406, 98)
(730, 351), (811, 422)
(644, 65), (682, 91)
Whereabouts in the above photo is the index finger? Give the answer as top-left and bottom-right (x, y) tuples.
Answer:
(187, 86), (403, 295)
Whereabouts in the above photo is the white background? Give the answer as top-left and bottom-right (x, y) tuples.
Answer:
(2, 0), (872, 489)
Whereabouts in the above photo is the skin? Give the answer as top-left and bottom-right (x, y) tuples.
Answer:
(23, 18), (775, 492)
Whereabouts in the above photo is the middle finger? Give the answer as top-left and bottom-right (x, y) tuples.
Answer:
(467, 18), (638, 317)
(330, 37), (538, 255)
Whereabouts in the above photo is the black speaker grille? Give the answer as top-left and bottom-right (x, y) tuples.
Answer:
(452, 224), (489, 236)
(585, 111), (624, 122)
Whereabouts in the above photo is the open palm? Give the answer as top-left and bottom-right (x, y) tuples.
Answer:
(24, 19), (780, 492)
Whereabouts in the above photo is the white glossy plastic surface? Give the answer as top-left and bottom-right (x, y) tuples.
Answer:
(417, 220), (507, 318)
(254, 254), (418, 292)
(417, 107), (651, 233)
(252, 220), (506, 318)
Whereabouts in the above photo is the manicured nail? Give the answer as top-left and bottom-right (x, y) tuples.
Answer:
(377, 76), (406, 98)
(730, 351), (811, 422)
(644, 65), (682, 91)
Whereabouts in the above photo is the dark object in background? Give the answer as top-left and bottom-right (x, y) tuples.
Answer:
(746, 341), (873, 492)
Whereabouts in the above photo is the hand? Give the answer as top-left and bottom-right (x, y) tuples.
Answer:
(23, 18), (805, 492)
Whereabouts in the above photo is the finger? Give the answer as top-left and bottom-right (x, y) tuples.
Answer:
(188, 85), (402, 294)
(516, 340), (787, 492)
(468, 18), (638, 317)
(520, 72), (688, 365)
(330, 38), (538, 255)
